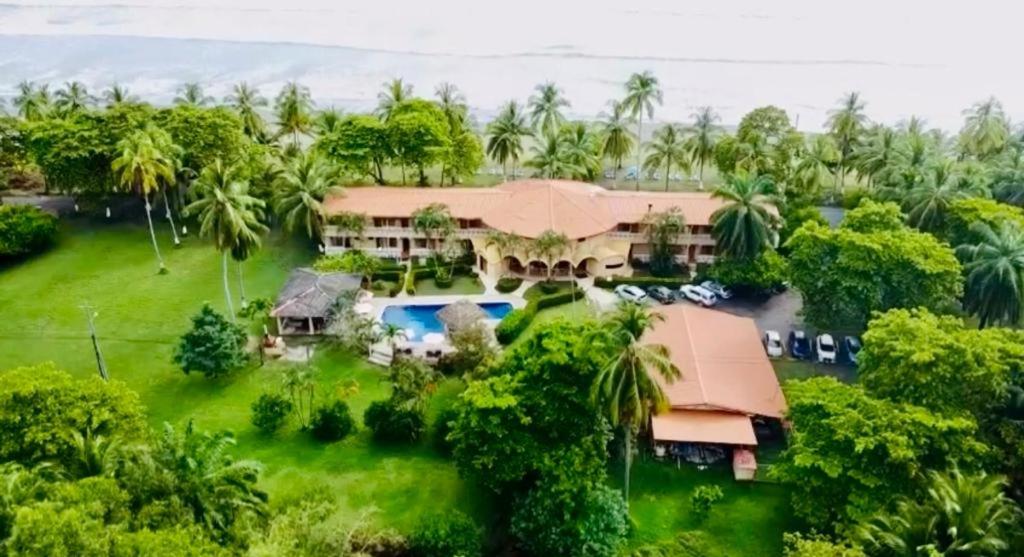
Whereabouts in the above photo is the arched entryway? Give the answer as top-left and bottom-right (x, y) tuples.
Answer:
(574, 257), (598, 278)
(503, 256), (526, 275)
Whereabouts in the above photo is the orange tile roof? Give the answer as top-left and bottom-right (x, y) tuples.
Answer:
(323, 179), (724, 239)
(644, 305), (787, 418)
(651, 410), (757, 445)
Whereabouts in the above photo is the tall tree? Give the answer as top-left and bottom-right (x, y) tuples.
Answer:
(529, 229), (570, 282)
(826, 92), (868, 195)
(173, 83), (213, 107)
(643, 124), (690, 191)
(53, 81), (93, 115)
(902, 160), (986, 232)
(959, 97), (1011, 160)
(794, 135), (839, 202)
(527, 82), (569, 138)
(273, 151), (339, 239)
(435, 82), (467, 128)
(111, 125), (179, 273)
(559, 121), (602, 181)
(185, 160), (268, 319)
(376, 78), (413, 121)
(312, 108), (343, 137)
(686, 106), (722, 189)
(525, 133), (577, 179)
(12, 81), (50, 121)
(622, 71), (663, 190)
(274, 82), (314, 148)
(710, 174), (780, 260)
(591, 302), (681, 505)
(224, 82), (268, 142)
(853, 125), (899, 189)
(644, 207), (686, 277)
(599, 100), (635, 187)
(485, 100), (531, 180)
(957, 222), (1024, 328)
(101, 83), (138, 108)
(411, 202), (455, 262)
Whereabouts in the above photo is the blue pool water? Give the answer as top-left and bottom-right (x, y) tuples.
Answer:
(381, 302), (513, 340)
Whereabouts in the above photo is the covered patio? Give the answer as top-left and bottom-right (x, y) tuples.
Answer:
(271, 269), (362, 335)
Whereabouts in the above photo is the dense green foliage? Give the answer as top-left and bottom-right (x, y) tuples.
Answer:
(707, 250), (788, 294)
(0, 204), (58, 260)
(408, 511), (482, 557)
(250, 392), (294, 435)
(363, 399), (426, 443)
(310, 400), (356, 442)
(493, 288), (583, 344)
(172, 303), (248, 378)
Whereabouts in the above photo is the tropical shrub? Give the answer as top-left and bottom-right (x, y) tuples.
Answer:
(173, 303), (248, 378)
(250, 392), (293, 434)
(408, 511), (482, 557)
(0, 204), (58, 260)
(363, 399), (426, 443)
(538, 280), (561, 294)
(510, 482), (628, 557)
(690, 485), (724, 523)
(431, 405), (459, 455)
(436, 323), (497, 377)
(707, 250), (788, 295)
(495, 276), (523, 293)
(494, 289), (583, 344)
(310, 400), (356, 442)
(433, 267), (453, 288)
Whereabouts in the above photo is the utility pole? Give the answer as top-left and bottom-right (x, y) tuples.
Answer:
(80, 305), (109, 381)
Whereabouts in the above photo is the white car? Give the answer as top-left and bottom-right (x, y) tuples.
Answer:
(762, 330), (784, 358)
(700, 280), (733, 300)
(679, 284), (718, 307)
(816, 333), (837, 364)
(614, 284), (648, 304)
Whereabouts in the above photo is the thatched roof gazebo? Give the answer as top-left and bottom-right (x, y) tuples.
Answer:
(435, 300), (488, 333)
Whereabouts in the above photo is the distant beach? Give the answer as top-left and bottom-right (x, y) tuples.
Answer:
(0, 0), (1020, 130)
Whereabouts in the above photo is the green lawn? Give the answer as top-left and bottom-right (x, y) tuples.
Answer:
(414, 275), (485, 296)
(773, 358), (857, 384)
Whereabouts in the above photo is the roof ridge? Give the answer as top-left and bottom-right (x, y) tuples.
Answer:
(681, 307), (709, 405)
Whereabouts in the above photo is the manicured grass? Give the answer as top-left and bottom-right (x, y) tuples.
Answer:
(521, 280), (577, 300)
(0, 221), (481, 530)
(773, 358), (857, 384)
(414, 275), (485, 295)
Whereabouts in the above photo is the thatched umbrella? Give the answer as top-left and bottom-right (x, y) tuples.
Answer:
(435, 299), (488, 333)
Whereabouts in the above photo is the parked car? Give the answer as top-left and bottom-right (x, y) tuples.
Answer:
(679, 284), (718, 307)
(816, 333), (837, 364)
(763, 330), (784, 358)
(646, 285), (676, 304)
(700, 280), (733, 300)
(844, 336), (862, 365)
(614, 284), (648, 304)
(788, 330), (811, 360)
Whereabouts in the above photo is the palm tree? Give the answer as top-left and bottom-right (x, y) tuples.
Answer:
(153, 422), (268, 539)
(12, 81), (51, 121)
(112, 125), (179, 273)
(388, 357), (440, 410)
(527, 82), (570, 138)
(273, 151), (340, 239)
(622, 71), (663, 190)
(826, 92), (868, 195)
(853, 125), (899, 189)
(376, 78), (412, 121)
(281, 366), (317, 429)
(53, 81), (93, 115)
(529, 229), (571, 282)
(686, 107), (722, 189)
(380, 323), (408, 354)
(857, 469), (1021, 556)
(959, 97), (1010, 160)
(599, 101), (635, 187)
(102, 83), (138, 108)
(225, 82), (268, 141)
(484, 230), (522, 277)
(710, 174), (780, 260)
(525, 133), (578, 179)
(411, 203), (455, 266)
(591, 302), (681, 504)
(794, 135), (839, 200)
(313, 108), (344, 136)
(274, 82), (314, 147)
(643, 124), (690, 191)
(435, 82), (468, 127)
(957, 222), (1024, 328)
(485, 100), (531, 180)
(560, 122), (602, 181)
(67, 428), (122, 479)
(902, 161), (985, 232)
(186, 160), (268, 319)
(174, 82), (213, 107)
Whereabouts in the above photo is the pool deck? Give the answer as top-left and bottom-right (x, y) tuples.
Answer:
(369, 293), (528, 321)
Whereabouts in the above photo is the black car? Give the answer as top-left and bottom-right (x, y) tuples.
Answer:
(788, 330), (812, 360)
(844, 336), (862, 365)
(646, 285), (676, 304)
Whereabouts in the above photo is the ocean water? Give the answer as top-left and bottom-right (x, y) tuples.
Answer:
(0, 0), (1020, 130)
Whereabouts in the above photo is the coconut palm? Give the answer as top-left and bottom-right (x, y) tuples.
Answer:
(388, 357), (440, 410)
(525, 133), (578, 179)
(560, 122), (602, 181)
(643, 124), (690, 191)
(174, 82), (213, 107)
(485, 100), (531, 180)
(313, 108), (344, 136)
(274, 82), (314, 147)
(686, 106), (722, 189)
(12, 81), (51, 121)
(794, 135), (839, 200)
(376, 78), (412, 121)
(957, 222), (1024, 328)
(529, 229), (571, 282)
(435, 82), (468, 127)
(710, 174), (780, 260)
(186, 160), (268, 319)
(53, 81), (93, 115)
(853, 125), (899, 189)
(591, 302), (681, 505)
(959, 98), (1010, 160)
(101, 83), (138, 107)
(112, 125), (179, 273)
(67, 428), (122, 479)
(527, 82), (569, 138)
(225, 82), (268, 141)
(380, 323), (408, 354)
(484, 230), (522, 277)
(281, 366), (317, 429)
(273, 151), (340, 239)
(826, 92), (868, 194)
(622, 71), (663, 190)
(902, 161), (985, 232)
(857, 469), (1021, 556)
(599, 100), (635, 187)
(153, 422), (268, 539)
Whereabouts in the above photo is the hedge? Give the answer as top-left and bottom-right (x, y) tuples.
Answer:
(495, 288), (584, 344)
(0, 205), (58, 260)
(593, 275), (688, 290)
(495, 277), (523, 293)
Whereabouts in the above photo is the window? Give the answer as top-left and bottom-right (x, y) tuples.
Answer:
(415, 239), (427, 248)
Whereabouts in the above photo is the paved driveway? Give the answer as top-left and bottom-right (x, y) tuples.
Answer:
(716, 290), (805, 334)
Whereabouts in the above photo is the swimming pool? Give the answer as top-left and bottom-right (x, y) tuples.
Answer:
(381, 302), (513, 340)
